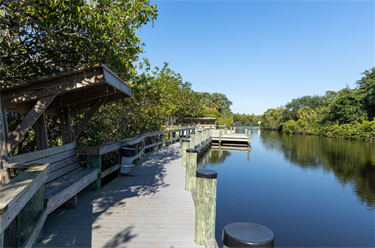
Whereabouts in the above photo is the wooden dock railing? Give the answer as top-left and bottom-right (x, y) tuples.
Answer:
(75, 127), (195, 190)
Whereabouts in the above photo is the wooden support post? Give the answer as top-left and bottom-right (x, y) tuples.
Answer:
(134, 143), (139, 165)
(141, 139), (145, 155)
(203, 129), (206, 143)
(167, 133), (170, 145)
(17, 184), (44, 246)
(195, 170), (217, 246)
(64, 195), (78, 209)
(172, 132), (176, 144)
(233, 127), (236, 133)
(219, 129), (222, 145)
(245, 128), (248, 137)
(225, 128), (227, 135)
(72, 97), (107, 139)
(159, 134), (163, 149)
(181, 140), (190, 167)
(0, 231), (3, 248)
(190, 132), (195, 149)
(153, 136), (156, 150)
(198, 131), (202, 145)
(185, 149), (197, 191)
(0, 103), (10, 185)
(222, 223), (274, 247)
(6, 95), (56, 152)
(59, 107), (73, 144)
(87, 155), (101, 191)
(33, 113), (49, 150)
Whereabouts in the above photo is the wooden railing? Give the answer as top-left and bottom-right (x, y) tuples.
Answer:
(75, 127), (195, 189)
(0, 164), (49, 247)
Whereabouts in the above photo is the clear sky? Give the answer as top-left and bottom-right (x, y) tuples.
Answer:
(137, 0), (374, 115)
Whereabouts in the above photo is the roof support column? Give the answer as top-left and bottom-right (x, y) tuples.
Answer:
(59, 107), (73, 144)
(0, 99), (10, 185)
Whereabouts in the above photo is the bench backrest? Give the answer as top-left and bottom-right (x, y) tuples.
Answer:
(8, 143), (79, 183)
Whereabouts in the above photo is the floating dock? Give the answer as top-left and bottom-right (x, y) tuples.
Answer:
(211, 129), (251, 146)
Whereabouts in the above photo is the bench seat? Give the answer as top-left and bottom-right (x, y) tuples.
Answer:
(44, 168), (98, 214)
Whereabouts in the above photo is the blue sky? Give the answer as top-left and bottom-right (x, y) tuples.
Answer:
(137, 0), (374, 115)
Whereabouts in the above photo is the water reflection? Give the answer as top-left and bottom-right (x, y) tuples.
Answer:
(258, 130), (375, 209)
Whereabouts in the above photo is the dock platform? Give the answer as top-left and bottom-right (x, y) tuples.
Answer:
(34, 143), (200, 248)
(211, 130), (250, 146)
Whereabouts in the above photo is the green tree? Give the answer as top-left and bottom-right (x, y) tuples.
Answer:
(0, 0), (158, 86)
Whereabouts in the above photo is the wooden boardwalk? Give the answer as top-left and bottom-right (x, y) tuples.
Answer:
(35, 143), (201, 248)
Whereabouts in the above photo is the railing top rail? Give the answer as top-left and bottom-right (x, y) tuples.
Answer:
(76, 126), (195, 156)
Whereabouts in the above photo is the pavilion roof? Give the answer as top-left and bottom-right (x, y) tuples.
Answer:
(1, 64), (132, 115)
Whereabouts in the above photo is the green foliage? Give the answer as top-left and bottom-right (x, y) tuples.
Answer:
(233, 113), (262, 126)
(261, 67), (375, 142)
(261, 108), (286, 130)
(0, 0), (158, 86)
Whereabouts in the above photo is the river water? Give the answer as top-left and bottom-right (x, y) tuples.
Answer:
(202, 126), (374, 247)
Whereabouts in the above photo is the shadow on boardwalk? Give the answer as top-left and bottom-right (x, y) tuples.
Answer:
(36, 143), (190, 248)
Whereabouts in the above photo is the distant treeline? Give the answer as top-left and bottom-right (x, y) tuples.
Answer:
(233, 113), (262, 126)
(261, 68), (375, 142)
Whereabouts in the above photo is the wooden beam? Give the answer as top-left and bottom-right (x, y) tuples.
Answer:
(102, 66), (132, 97)
(58, 107), (73, 144)
(47, 84), (117, 111)
(33, 113), (49, 150)
(6, 95), (56, 153)
(0, 100), (10, 185)
(1, 70), (104, 108)
(72, 96), (108, 139)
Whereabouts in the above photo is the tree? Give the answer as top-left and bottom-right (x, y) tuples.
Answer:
(0, 0), (158, 86)
(356, 67), (375, 120)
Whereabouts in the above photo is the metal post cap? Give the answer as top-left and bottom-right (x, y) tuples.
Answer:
(196, 169), (217, 179)
(186, 149), (198, 153)
(222, 222), (274, 247)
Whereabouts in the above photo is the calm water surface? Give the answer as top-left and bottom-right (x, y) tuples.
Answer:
(202, 127), (374, 247)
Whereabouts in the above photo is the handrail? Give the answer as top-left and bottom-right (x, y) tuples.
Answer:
(76, 127), (195, 156)
(0, 164), (49, 233)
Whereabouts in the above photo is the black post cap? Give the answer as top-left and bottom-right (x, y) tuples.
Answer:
(191, 132), (195, 134)
(196, 169), (217, 179)
(186, 149), (198, 153)
(222, 222), (274, 248)
(198, 130), (202, 132)
(182, 140), (190, 143)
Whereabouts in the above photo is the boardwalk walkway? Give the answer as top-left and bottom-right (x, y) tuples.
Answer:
(35, 143), (201, 248)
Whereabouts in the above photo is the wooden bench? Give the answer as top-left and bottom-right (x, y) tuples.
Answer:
(6, 143), (97, 214)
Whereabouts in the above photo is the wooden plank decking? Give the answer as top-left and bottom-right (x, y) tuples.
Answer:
(34, 143), (201, 248)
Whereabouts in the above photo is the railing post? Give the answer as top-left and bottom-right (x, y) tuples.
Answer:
(168, 133), (171, 145)
(181, 140), (190, 167)
(198, 130), (202, 145)
(159, 134), (163, 149)
(195, 170), (217, 246)
(17, 184), (45, 246)
(225, 128), (227, 135)
(219, 129), (222, 144)
(172, 132), (176, 144)
(222, 222), (274, 247)
(87, 155), (101, 191)
(153, 136), (156, 150)
(233, 127), (236, 133)
(141, 138), (145, 155)
(180, 135), (186, 155)
(190, 132), (196, 149)
(185, 149), (197, 191)
(203, 129), (206, 143)
(245, 128), (248, 136)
